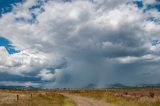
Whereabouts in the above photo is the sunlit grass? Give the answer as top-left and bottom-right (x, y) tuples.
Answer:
(0, 88), (160, 106)
(71, 88), (160, 106)
(0, 90), (77, 106)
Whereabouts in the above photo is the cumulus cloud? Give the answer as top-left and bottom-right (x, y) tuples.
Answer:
(38, 69), (55, 81)
(0, 0), (160, 88)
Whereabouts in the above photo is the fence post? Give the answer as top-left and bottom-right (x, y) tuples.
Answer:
(17, 95), (19, 101)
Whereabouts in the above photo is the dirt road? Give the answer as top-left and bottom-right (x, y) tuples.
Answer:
(62, 93), (115, 106)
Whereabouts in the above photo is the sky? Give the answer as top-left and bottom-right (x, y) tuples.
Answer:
(0, 0), (160, 88)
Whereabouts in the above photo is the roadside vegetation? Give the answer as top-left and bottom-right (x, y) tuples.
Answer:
(70, 87), (160, 106)
(0, 88), (160, 106)
(0, 90), (77, 106)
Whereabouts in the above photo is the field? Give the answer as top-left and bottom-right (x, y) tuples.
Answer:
(68, 87), (160, 106)
(0, 89), (76, 106)
(0, 87), (160, 106)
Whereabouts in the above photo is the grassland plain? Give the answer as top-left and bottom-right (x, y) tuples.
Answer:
(0, 88), (160, 106)
(69, 87), (160, 106)
(0, 89), (77, 106)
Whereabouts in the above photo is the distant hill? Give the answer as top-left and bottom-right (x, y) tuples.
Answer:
(138, 83), (160, 87)
(1, 83), (160, 89)
(0, 85), (38, 89)
(107, 83), (128, 88)
(85, 83), (128, 89)
(85, 83), (96, 89)
(107, 83), (160, 88)
(0, 85), (25, 89)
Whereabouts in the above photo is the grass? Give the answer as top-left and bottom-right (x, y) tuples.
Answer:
(0, 90), (77, 106)
(0, 88), (160, 106)
(70, 88), (160, 106)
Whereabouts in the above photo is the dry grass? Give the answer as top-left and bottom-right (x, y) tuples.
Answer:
(0, 88), (160, 106)
(0, 90), (77, 106)
(68, 88), (160, 106)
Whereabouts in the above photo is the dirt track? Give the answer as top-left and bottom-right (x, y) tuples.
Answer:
(62, 93), (115, 106)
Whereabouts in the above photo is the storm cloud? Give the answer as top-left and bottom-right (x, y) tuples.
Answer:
(0, 0), (160, 88)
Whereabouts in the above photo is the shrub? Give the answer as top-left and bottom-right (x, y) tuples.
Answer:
(149, 92), (154, 98)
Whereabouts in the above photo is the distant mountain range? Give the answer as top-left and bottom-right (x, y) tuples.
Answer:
(84, 83), (128, 89)
(85, 83), (160, 89)
(85, 84), (97, 89)
(0, 83), (160, 89)
(107, 83), (128, 88)
(137, 83), (160, 87)
(0, 85), (37, 89)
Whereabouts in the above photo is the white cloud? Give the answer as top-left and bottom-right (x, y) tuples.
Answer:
(0, 0), (160, 87)
(38, 69), (54, 81)
(0, 47), (8, 58)
(143, 0), (156, 4)
(0, 47), (65, 76)
(114, 54), (160, 64)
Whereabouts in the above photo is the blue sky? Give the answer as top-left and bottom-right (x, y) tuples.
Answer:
(0, 0), (23, 15)
(0, 37), (18, 54)
(134, 0), (160, 11)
